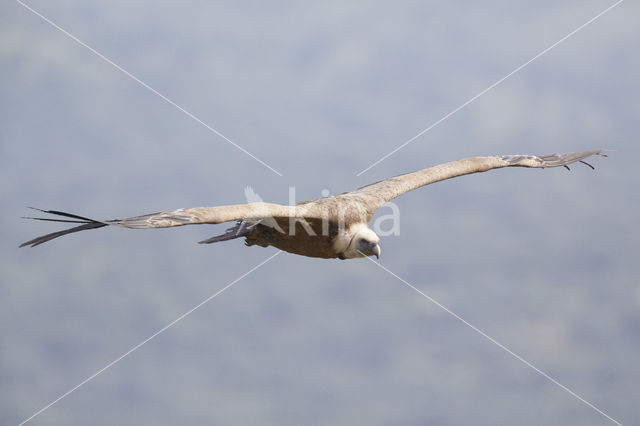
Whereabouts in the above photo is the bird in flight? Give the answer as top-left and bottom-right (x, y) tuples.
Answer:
(21, 150), (605, 259)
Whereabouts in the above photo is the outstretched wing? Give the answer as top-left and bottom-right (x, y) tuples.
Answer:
(20, 203), (306, 247)
(349, 149), (607, 214)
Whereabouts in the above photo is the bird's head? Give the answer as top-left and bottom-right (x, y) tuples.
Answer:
(343, 226), (381, 259)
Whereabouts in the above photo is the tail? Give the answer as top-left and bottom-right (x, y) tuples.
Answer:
(20, 208), (111, 248)
(198, 220), (257, 244)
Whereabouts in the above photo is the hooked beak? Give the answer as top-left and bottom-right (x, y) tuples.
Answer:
(372, 243), (381, 259)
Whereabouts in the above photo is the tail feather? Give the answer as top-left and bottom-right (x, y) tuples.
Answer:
(198, 220), (256, 244)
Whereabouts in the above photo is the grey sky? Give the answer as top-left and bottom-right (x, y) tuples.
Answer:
(2, 1), (639, 425)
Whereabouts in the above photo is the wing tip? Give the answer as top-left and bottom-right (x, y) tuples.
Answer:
(19, 208), (109, 248)
(535, 148), (609, 169)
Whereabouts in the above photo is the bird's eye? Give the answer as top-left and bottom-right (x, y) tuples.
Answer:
(358, 239), (371, 250)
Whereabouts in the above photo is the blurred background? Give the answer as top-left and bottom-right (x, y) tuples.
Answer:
(2, 1), (638, 425)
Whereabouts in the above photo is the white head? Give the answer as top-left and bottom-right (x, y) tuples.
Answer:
(342, 225), (381, 259)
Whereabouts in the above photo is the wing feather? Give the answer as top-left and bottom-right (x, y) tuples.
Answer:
(20, 202), (315, 247)
(350, 149), (607, 214)
(114, 203), (302, 228)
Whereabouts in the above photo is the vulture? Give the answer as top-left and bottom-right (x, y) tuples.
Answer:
(21, 150), (605, 259)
